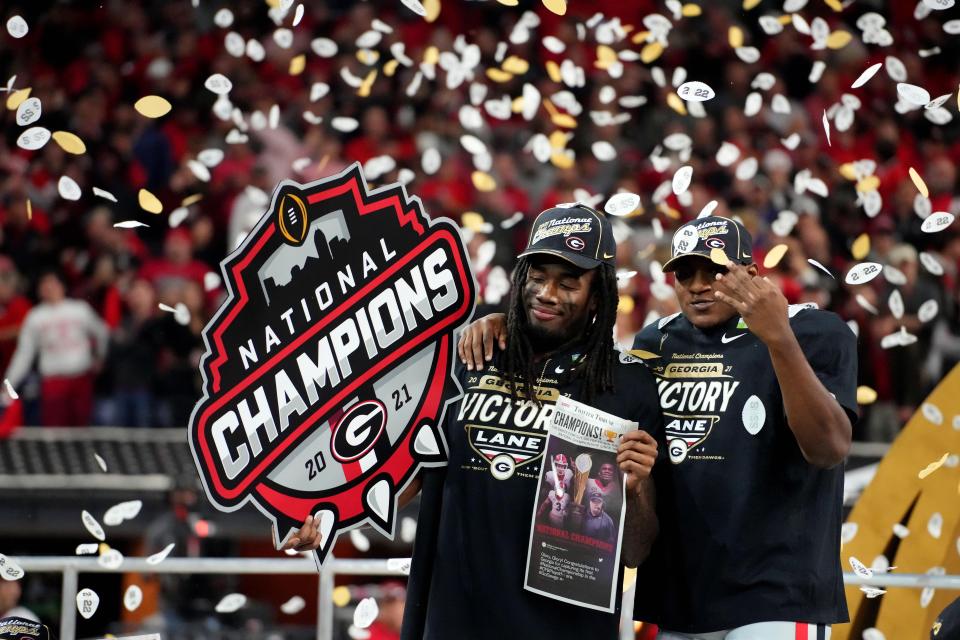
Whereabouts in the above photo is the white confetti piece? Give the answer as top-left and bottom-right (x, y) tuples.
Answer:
(15, 97), (41, 126)
(716, 141), (740, 167)
(0, 554), (24, 580)
(741, 396), (766, 435)
(888, 290), (904, 320)
(841, 522), (858, 544)
(114, 221), (148, 229)
(224, 32), (245, 57)
(97, 548), (124, 570)
(896, 83), (931, 106)
(808, 259), (834, 279)
(883, 265), (906, 286)
(921, 402), (944, 425)
(168, 207), (190, 228)
(735, 157), (758, 181)
(851, 63), (882, 89)
(213, 8), (234, 28)
(187, 160), (211, 182)
(928, 512), (943, 539)
(592, 141), (617, 161)
(919, 252), (944, 276)
(849, 556), (873, 579)
(945, 19), (960, 34)
(6, 15), (28, 38)
(124, 585), (143, 612)
(103, 500), (143, 526)
(744, 92), (763, 117)
(146, 543), (175, 565)
(77, 588), (100, 619)
(310, 37), (338, 57)
(892, 524), (910, 539)
(860, 586), (886, 599)
(204, 272), (222, 292)
(82, 510), (106, 541)
(273, 28), (293, 49)
(884, 56), (907, 82)
(809, 60), (826, 84)
(399, 0), (427, 16)
(204, 73), (233, 95)
(677, 81), (715, 102)
(58, 176), (82, 201)
(17, 126), (50, 151)
(3, 379), (18, 400)
(862, 628), (886, 640)
(672, 165), (693, 195)
(349, 529), (371, 552)
(281, 595), (306, 615)
(845, 262), (882, 285)
(93, 453), (108, 472)
(92, 187), (118, 202)
(331, 117), (359, 132)
(604, 192), (641, 217)
(923, 0), (955, 8)
(215, 593), (247, 614)
(918, 299), (939, 323)
(353, 597), (379, 629)
(921, 586), (936, 608)
(921, 211), (954, 233)
(246, 39), (265, 62)
(75, 543), (98, 555)
(822, 109), (831, 146)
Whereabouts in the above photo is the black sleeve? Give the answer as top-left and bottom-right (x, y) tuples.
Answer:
(793, 310), (859, 426)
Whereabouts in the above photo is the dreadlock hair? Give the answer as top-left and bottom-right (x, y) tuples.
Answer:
(501, 256), (620, 406)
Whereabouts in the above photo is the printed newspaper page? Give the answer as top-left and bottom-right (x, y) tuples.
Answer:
(523, 395), (635, 612)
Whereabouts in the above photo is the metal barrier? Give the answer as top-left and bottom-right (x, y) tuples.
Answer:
(14, 556), (960, 640)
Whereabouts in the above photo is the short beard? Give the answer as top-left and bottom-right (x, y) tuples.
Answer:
(526, 316), (582, 353)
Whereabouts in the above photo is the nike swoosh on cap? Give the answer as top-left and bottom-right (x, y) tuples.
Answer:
(721, 332), (747, 344)
(603, 253), (615, 259)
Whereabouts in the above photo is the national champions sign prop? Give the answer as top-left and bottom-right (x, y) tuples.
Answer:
(189, 164), (475, 565)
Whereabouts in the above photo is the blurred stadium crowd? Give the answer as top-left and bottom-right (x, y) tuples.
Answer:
(1, 0), (959, 446)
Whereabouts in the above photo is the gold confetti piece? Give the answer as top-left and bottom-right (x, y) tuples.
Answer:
(356, 50), (379, 66)
(138, 188), (163, 214)
(742, 0), (761, 8)
(631, 30), (651, 44)
(777, 15), (793, 24)
(550, 151), (574, 169)
(548, 130), (568, 149)
(825, 30), (852, 49)
(497, 0), (519, 5)
(918, 453), (949, 480)
(26, 199), (32, 221)
(666, 93), (688, 115)
(855, 175), (880, 193)
(357, 70), (377, 98)
(550, 112), (577, 128)
(423, 46), (440, 66)
(856, 386), (877, 405)
(134, 95), (172, 118)
(511, 96), (525, 113)
(486, 68), (514, 83)
(710, 248), (729, 266)
(617, 294), (635, 314)
(289, 54), (306, 75)
(681, 4), (703, 16)
(423, 0), (440, 22)
(545, 61), (562, 83)
(838, 163), (857, 181)
(763, 243), (789, 268)
(332, 586), (351, 608)
(728, 26), (744, 48)
(640, 41), (664, 64)
(596, 45), (618, 68)
(461, 212), (486, 231)
(52, 131), (87, 155)
(909, 167), (929, 198)
(824, 0), (843, 11)
(502, 55), (529, 75)
(851, 234), (870, 260)
(541, 0), (567, 15)
(383, 59), (400, 77)
(471, 171), (497, 192)
(6, 87), (31, 110)
(658, 203), (681, 219)
(181, 193), (203, 207)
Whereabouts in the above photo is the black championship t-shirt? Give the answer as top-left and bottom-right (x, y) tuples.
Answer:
(630, 305), (858, 632)
(403, 345), (662, 640)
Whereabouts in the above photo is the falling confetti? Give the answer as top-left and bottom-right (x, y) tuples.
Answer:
(52, 131), (87, 155)
(763, 244), (788, 269)
(215, 593), (248, 614)
(124, 585), (143, 612)
(0, 554), (25, 580)
(76, 588), (100, 619)
(146, 543), (175, 565)
(134, 95), (172, 118)
(138, 189), (163, 214)
(81, 510), (106, 541)
(281, 595), (306, 615)
(918, 453), (949, 479)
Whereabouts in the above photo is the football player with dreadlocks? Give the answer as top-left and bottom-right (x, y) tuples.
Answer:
(289, 204), (662, 639)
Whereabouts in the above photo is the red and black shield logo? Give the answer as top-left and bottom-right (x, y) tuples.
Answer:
(188, 164), (475, 565)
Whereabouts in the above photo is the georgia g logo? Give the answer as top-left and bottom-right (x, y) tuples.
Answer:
(188, 164), (476, 566)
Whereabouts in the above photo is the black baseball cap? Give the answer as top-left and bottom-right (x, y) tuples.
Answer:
(932, 597), (960, 639)
(0, 617), (55, 640)
(518, 203), (617, 270)
(662, 215), (754, 272)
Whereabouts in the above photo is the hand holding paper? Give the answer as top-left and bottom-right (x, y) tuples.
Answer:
(616, 430), (658, 495)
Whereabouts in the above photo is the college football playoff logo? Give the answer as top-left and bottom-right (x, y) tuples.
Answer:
(188, 164), (475, 565)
